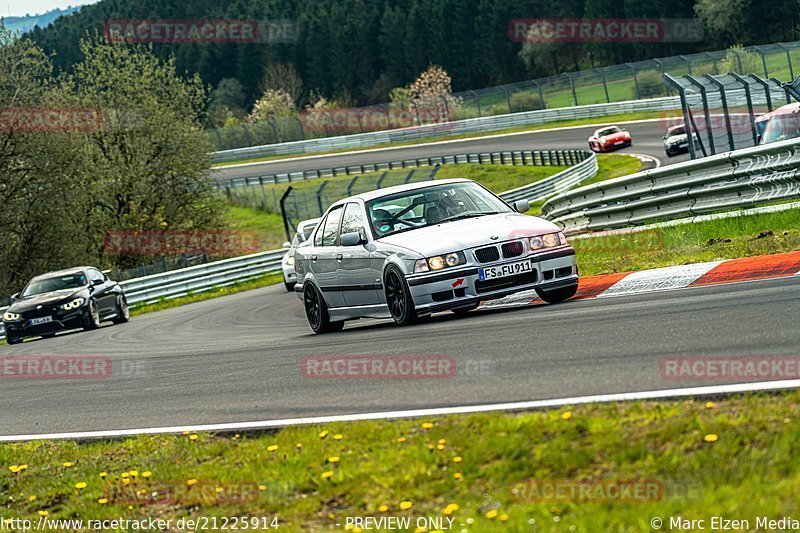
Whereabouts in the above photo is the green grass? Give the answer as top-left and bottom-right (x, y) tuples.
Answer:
(2, 391), (799, 531)
(226, 205), (288, 250)
(212, 111), (665, 168)
(434, 163), (568, 191)
(130, 272), (285, 315)
(574, 208), (800, 276)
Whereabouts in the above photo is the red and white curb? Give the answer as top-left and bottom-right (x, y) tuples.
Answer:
(481, 250), (800, 309)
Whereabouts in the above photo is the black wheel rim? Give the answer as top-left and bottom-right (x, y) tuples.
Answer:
(90, 301), (99, 325)
(120, 297), (129, 319)
(386, 271), (405, 319)
(304, 286), (321, 329)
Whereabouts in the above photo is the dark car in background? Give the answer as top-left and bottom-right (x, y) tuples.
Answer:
(2, 267), (129, 344)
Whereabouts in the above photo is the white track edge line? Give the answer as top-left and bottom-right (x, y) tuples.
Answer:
(2, 379), (799, 442)
(214, 118), (665, 170)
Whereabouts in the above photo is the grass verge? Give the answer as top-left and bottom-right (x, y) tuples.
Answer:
(574, 207), (800, 276)
(212, 111), (666, 168)
(2, 391), (798, 530)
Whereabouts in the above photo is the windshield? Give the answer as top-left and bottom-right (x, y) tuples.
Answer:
(21, 272), (87, 297)
(598, 127), (620, 136)
(760, 114), (800, 144)
(366, 182), (512, 238)
(666, 127), (685, 138)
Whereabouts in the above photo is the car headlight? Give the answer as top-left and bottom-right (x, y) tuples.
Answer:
(530, 232), (565, 250)
(285, 255), (295, 266)
(414, 252), (466, 273)
(2, 311), (20, 321)
(61, 298), (85, 311)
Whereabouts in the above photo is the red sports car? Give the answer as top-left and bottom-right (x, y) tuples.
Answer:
(587, 125), (632, 153)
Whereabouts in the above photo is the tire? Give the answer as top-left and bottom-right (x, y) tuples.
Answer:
(6, 337), (22, 345)
(384, 265), (417, 326)
(82, 299), (101, 330)
(284, 280), (296, 292)
(535, 283), (578, 304)
(112, 294), (130, 324)
(303, 283), (344, 334)
(452, 303), (480, 317)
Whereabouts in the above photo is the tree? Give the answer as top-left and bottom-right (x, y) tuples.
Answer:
(258, 63), (304, 106)
(247, 88), (296, 122)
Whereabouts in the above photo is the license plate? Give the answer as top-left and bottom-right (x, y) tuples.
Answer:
(614, 140), (624, 145)
(479, 260), (533, 280)
(29, 316), (53, 326)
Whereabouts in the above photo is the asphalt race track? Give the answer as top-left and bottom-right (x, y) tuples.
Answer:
(1, 275), (798, 437)
(212, 120), (692, 182)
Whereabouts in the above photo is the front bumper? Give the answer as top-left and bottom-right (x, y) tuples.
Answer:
(405, 247), (578, 314)
(3, 309), (85, 340)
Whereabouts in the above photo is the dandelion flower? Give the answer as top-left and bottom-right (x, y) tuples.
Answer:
(62, 462), (74, 468)
(38, 511), (48, 517)
(321, 471), (334, 480)
(453, 473), (463, 480)
(704, 434), (719, 443)
(268, 445), (279, 452)
(486, 510), (499, 519)
(561, 411), (572, 420)
(400, 501), (413, 510)
(141, 471), (151, 479)
(258, 485), (267, 491)
(452, 456), (462, 463)
(319, 431), (328, 439)
(334, 434), (343, 440)
(186, 479), (198, 486)
(705, 401), (715, 408)
(421, 423), (433, 429)
(378, 505), (389, 513)
(75, 482), (87, 490)
(28, 495), (36, 502)
(97, 498), (108, 504)
(328, 456), (340, 463)
(396, 437), (406, 443)
(99, 472), (107, 478)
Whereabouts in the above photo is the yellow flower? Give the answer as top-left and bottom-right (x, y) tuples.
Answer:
(333, 434), (343, 440)
(321, 471), (334, 479)
(258, 485), (267, 491)
(378, 505), (389, 512)
(98, 472), (107, 478)
(396, 437), (406, 443)
(453, 473), (463, 480)
(97, 498), (108, 504)
(28, 495), (36, 502)
(421, 422), (433, 429)
(704, 434), (719, 443)
(62, 462), (74, 468)
(129, 470), (138, 477)
(452, 456), (462, 463)
(18, 464), (27, 471)
(182, 431), (190, 435)
(443, 503), (459, 516)
(500, 514), (509, 522)
(186, 479), (198, 486)
(8, 465), (20, 473)
(296, 443), (303, 449)
(561, 411), (572, 420)
(75, 482), (87, 490)
(122, 478), (130, 486)
(427, 444), (435, 450)
(188, 434), (198, 441)
(120, 472), (129, 479)
(234, 434), (241, 439)
(328, 514), (335, 520)
(486, 509), (499, 519)
(705, 401), (715, 408)
(328, 456), (340, 463)
(267, 445), (279, 452)
(141, 471), (151, 478)
(436, 444), (445, 450)
(438, 439), (446, 445)
(400, 501), (413, 510)
(319, 431), (329, 439)
(215, 487), (223, 493)
(38, 511), (48, 517)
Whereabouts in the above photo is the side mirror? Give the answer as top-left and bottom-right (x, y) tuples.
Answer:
(282, 241), (292, 249)
(10, 293), (19, 301)
(340, 231), (366, 247)
(513, 199), (530, 213)
(662, 135), (666, 140)
(93, 279), (104, 287)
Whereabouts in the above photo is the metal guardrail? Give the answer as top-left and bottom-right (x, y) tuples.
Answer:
(211, 96), (681, 163)
(221, 149), (593, 189)
(499, 153), (598, 204)
(542, 137), (800, 232)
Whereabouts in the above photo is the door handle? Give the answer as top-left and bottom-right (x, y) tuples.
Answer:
(336, 254), (344, 261)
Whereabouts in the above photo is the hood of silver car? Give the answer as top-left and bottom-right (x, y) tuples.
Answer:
(376, 213), (561, 256)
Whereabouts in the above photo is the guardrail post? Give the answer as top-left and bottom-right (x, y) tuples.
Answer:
(685, 75), (716, 155)
(403, 170), (416, 184)
(376, 171), (388, 189)
(315, 181), (328, 217)
(704, 74), (736, 152)
(750, 74), (774, 111)
(730, 72), (760, 146)
(347, 176), (359, 196)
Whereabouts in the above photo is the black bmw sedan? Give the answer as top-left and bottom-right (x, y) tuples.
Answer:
(2, 267), (129, 344)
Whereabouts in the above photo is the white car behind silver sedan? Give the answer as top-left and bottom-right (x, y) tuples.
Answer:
(281, 218), (320, 291)
(294, 179), (578, 333)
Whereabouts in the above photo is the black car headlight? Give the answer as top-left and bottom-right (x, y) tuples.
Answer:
(61, 298), (85, 311)
(530, 232), (567, 250)
(414, 252), (466, 273)
(2, 311), (20, 321)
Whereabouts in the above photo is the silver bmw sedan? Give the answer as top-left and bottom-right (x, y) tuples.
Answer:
(294, 178), (578, 333)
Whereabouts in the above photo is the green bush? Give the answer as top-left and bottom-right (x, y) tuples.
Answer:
(635, 70), (667, 98)
(509, 91), (545, 112)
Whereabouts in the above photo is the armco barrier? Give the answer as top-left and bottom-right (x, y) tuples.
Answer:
(542, 137), (800, 232)
(211, 97), (681, 163)
(221, 149), (593, 189)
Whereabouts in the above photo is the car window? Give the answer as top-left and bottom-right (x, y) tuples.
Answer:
(320, 205), (343, 246)
(87, 268), (105, 284)
(599, 127), (619, 136)
(340, 203), (366, 238)
(666, 127), (685, 138)
(21, 272), (87, 296)
(761, 114), (800, 144)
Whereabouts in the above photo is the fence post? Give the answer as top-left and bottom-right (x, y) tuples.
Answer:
(598, 69), (610, 103)
(403, 170), (416, 184)
(347, 176), (359, 196)
(296, 116), (305, 140)
(778, 43), (795, 81)
(502, 86), (512, 114)
(627, 63), (640, 99)
(280, 187), (294, 242)
(566, 74), (578, 106)
(470, 91), (482, 116)
(315, 181), (328, 217)
(376, 171), (388, 189)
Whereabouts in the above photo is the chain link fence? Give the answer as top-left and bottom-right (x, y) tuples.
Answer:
(209, 41), (800, 151)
